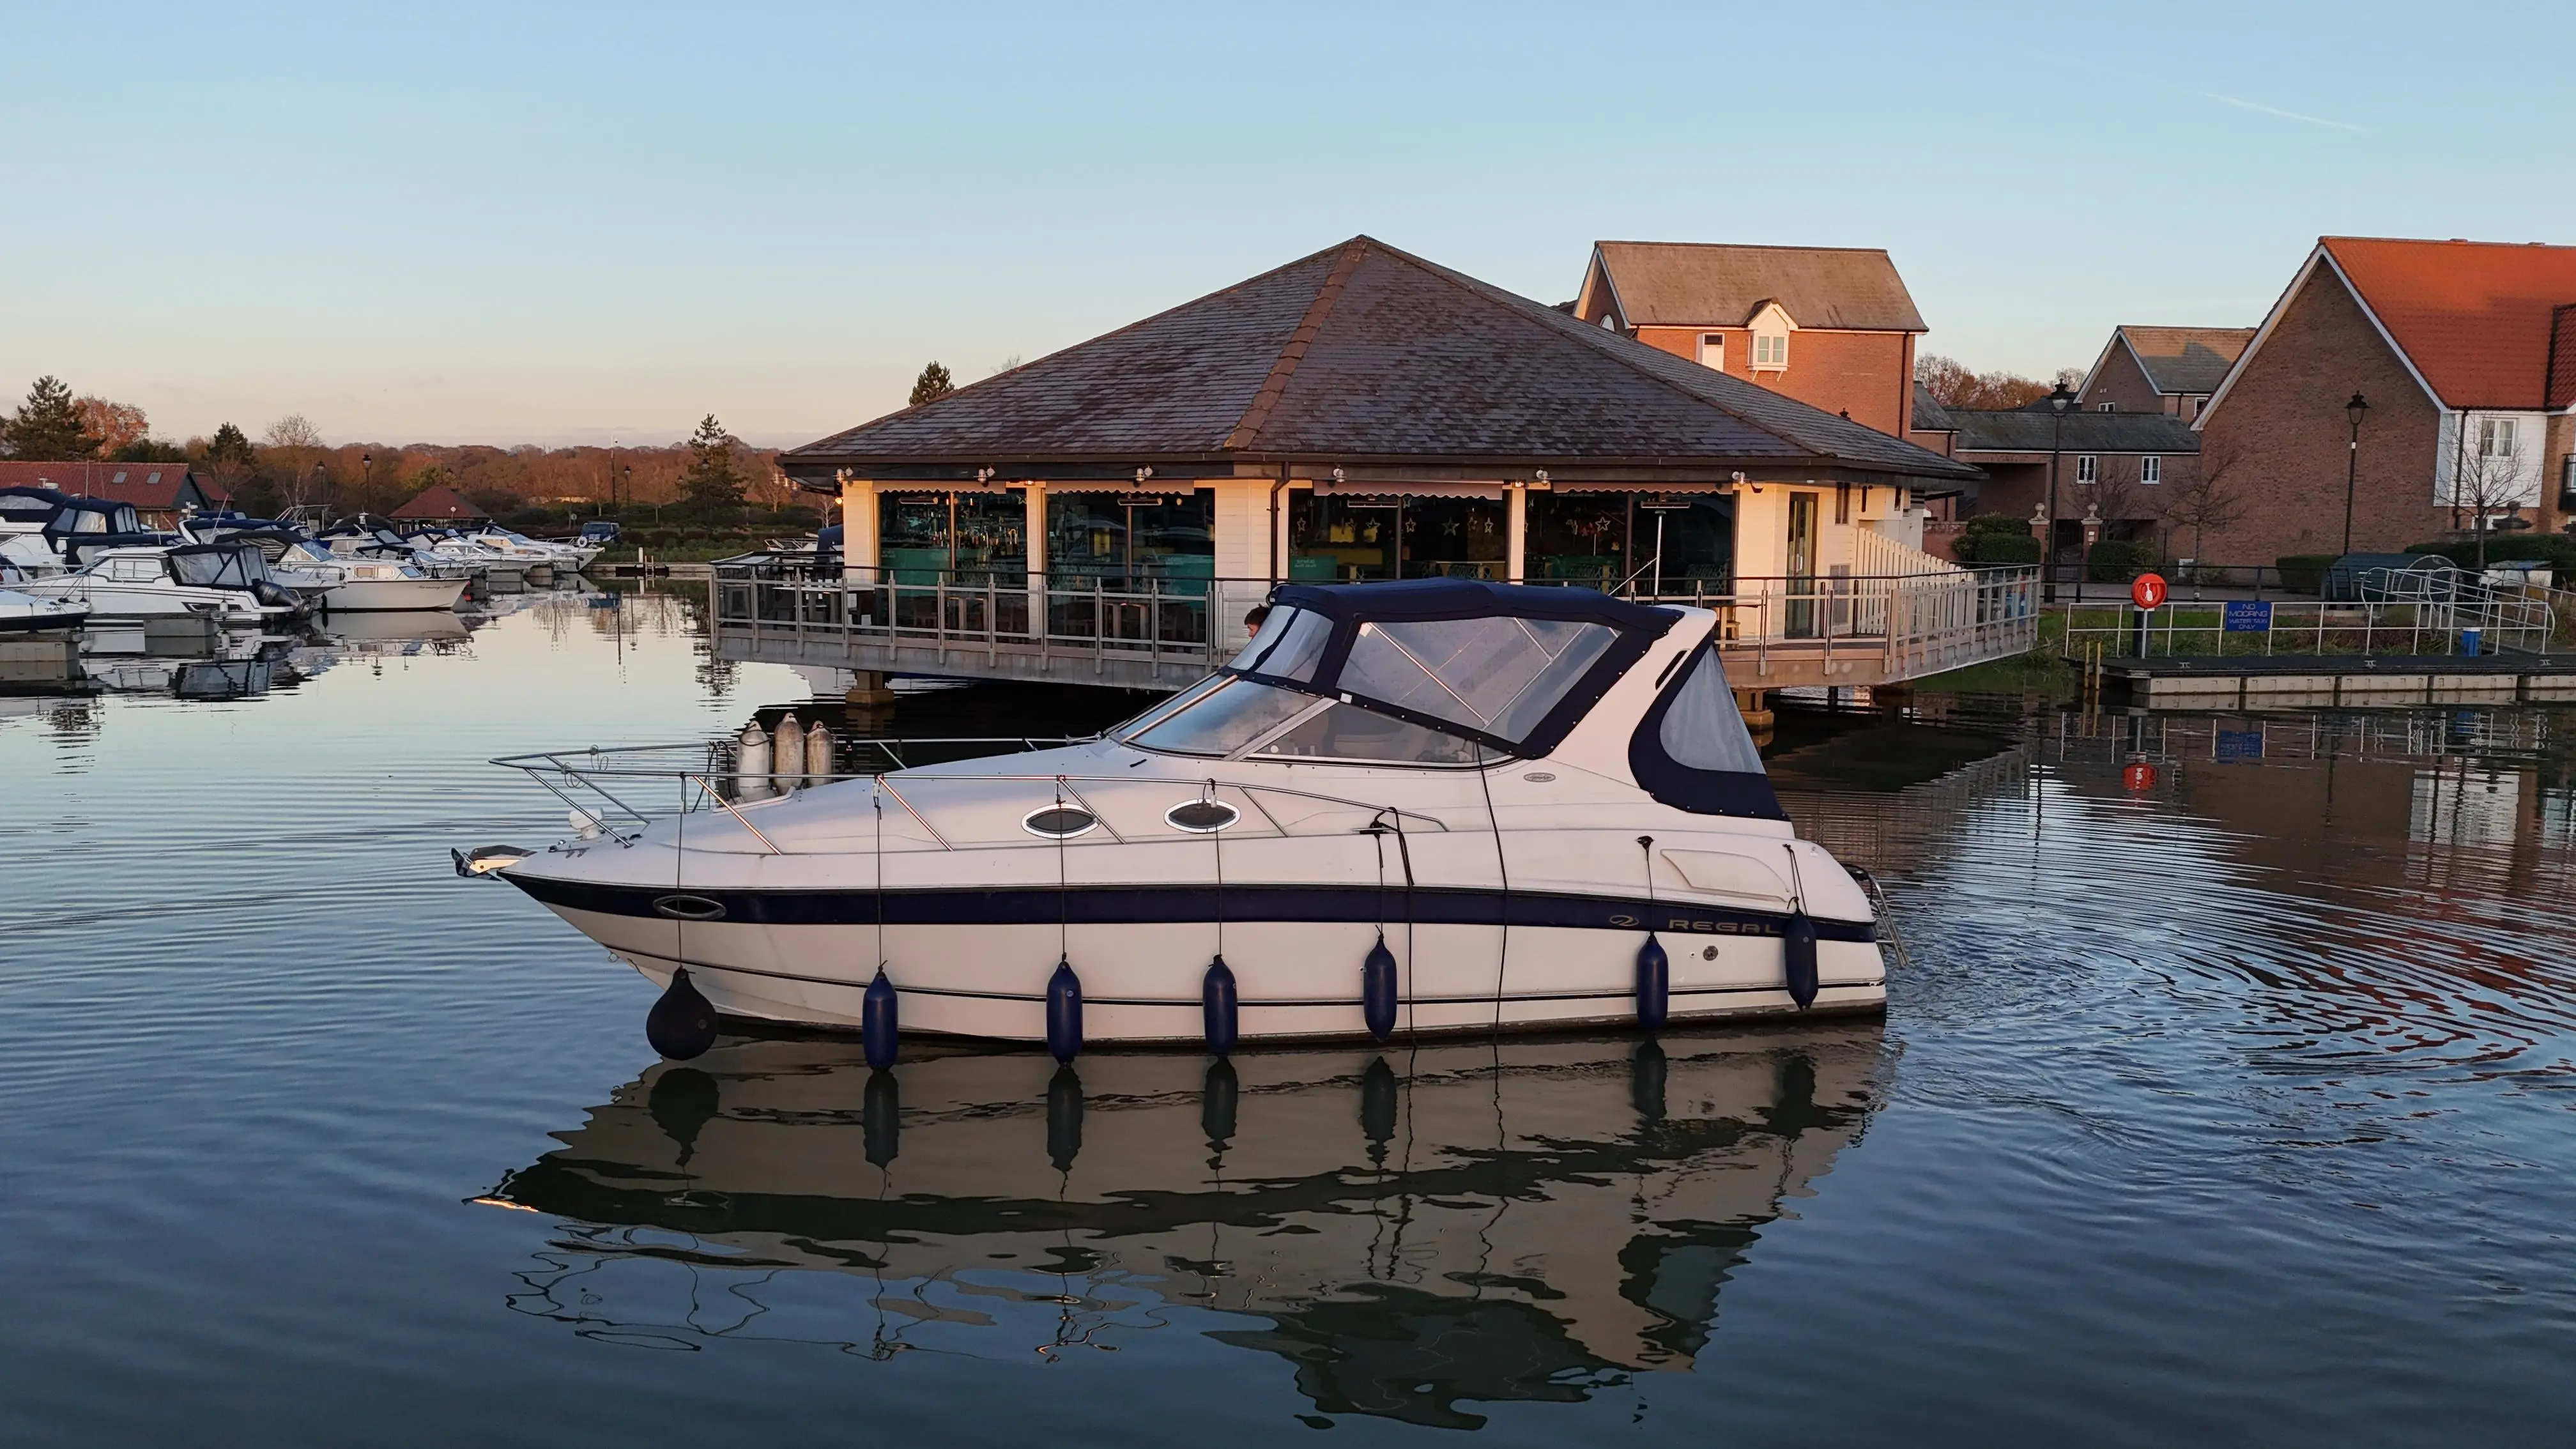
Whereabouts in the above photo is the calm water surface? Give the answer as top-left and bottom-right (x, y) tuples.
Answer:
(4, 589), (2573, 1445)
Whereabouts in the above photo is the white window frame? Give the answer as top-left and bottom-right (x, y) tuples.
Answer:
(2075, 455), (2098, 484)
(1751, 332), (1788, 369)
(1697, 333), (1726, 370)
(2481, 417), (2518, 457)
(2141, 456), (2161, 485)
(2097, 402), (2115, 412)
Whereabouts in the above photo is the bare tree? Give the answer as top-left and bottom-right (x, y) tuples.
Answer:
(263, 414), (327, 510)
(1915, 353), (2063, 411)
(2156, 438), (2250, 577)
(2442, 417), (2534, 569)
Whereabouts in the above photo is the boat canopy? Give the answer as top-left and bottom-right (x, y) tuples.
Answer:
(1121, 581), (1671, 764)
(40, 496), (144, 540)
(0, 486), (65, 523)
(168, 542), (280, 590)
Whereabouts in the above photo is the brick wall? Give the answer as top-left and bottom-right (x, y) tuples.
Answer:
(2079, 341), (2166, 413)
(2195, 267), (2443, 564)
(1632, 325), (1914, 436)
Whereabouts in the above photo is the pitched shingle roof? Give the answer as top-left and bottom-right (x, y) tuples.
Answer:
(2115, 326), (2254, 395)
(787, 236), (1972, 482)
(2322, 237), (2576, 408)
(1947, 410), (2200, 455)
(0, 460), (226, 510)
(390, 484), (487, 520)
(1591, 241), (1928, 332)
(1909, 385), (1956, 432)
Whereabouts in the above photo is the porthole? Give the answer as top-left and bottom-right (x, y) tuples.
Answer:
(652, 893), (727, 921)
(1165, 799), (1239, 833)
(1022, 805), (1099, 839)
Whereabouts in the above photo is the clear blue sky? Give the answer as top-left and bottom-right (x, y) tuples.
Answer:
(3, 1), (2560, 448)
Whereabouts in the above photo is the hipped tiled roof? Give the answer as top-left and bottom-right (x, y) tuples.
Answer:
(1947, 409), (2200, 455)
(2323, 237), (2576, 409)
(1592, 241), (1928, 332)
(2116, 326), (2254, 395)
(787, 236), (1972, 482)
(389, 484), (487, 520)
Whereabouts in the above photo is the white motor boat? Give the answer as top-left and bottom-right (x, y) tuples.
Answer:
(187, 524), (469, 613)
(15, 542), (307, 626)
(0, 585), (88, 634)
(483, 583), (1895, 1057)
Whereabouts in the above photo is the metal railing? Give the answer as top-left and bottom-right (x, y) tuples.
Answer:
(2058, 571), (2576, 660)
(491, 739), (1455, 855)
(710, 560), (2043, 684)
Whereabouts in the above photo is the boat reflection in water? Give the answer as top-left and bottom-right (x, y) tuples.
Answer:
(487, 1025), (1885, 1428)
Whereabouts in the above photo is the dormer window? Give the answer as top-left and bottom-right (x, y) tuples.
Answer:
(1697, 333), (1726, 370)
(1745, 302), (1794, 372)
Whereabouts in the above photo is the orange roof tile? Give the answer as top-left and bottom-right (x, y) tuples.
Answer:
(2323, 237), (2576, 409)
(389, 484), (487, 520)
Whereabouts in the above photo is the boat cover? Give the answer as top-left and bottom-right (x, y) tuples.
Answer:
(1236, 582), (1671, 757)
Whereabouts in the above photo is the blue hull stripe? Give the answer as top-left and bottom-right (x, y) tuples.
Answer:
(505, 875), (1877, 944)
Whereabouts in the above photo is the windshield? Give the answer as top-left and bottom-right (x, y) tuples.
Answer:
(1125, 678), (1319, 757)
(1253, 703), (1493, 766)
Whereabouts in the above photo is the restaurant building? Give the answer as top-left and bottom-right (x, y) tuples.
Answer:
(753, 236), (2019, 694)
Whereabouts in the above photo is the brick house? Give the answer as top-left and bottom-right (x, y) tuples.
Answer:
(2194, 236), (2576, 564)
(1570, 242), (1927, 438)
(1930, 400), (2199, 565)
(2076, 326), (2254, 420)
(0, 459), (231, 528)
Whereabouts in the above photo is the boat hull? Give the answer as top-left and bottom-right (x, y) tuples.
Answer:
(321, 575), (469, 611)
(506, 873), (1887, 1043)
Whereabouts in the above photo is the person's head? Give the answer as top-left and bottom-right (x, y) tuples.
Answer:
(1243, 604), (1270, 633)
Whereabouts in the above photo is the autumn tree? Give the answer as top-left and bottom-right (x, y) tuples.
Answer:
(677, 414), (746, 519)
(75, 396), (150, 456)
(1915, 354), (2062, 411)
(4, 376), (100, 459)
(909, 362), (955, 406)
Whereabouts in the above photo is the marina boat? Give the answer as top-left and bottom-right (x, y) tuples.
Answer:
(482, 581), (1896, 1057)
(185, 523), (470, 612)
(0, 489), (166, 579)
(0, 585), (88, 634)
(15, 541), (307, 626)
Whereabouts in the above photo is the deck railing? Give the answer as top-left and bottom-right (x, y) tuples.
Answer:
(709, 560), (2042, 686)
(2057, 571), (2576, 660)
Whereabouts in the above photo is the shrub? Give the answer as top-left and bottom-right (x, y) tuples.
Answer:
(2275, 554), (2337, 594)
(1954, 514), (2041, 565)
(2086, 539), (2149, 583)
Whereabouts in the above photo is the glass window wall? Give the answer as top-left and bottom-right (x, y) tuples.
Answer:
(1288, 493), (1506, 582)
(1524, 491), (1733, 594)
(877, 491), (1028, 585)
(1046, 490), (1214, 591)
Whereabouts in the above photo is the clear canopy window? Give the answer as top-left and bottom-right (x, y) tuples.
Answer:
(169, 548), (272, 590)
(1224, 606), (1331, 684)
(1656, 647), (1765, 775)
(1338, 617), (1614, 745)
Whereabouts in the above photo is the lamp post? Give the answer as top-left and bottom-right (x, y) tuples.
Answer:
(2342, 392), (2369, 556)
(2044, 381), (2076, 601)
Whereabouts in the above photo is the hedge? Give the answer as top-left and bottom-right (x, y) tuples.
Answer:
(2275, 555), (2337, 594)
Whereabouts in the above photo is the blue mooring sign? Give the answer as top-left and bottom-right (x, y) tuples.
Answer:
(2223, 600), (2273, 632)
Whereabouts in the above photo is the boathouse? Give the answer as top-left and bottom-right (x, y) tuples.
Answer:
(733, 236), (2029, 694)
